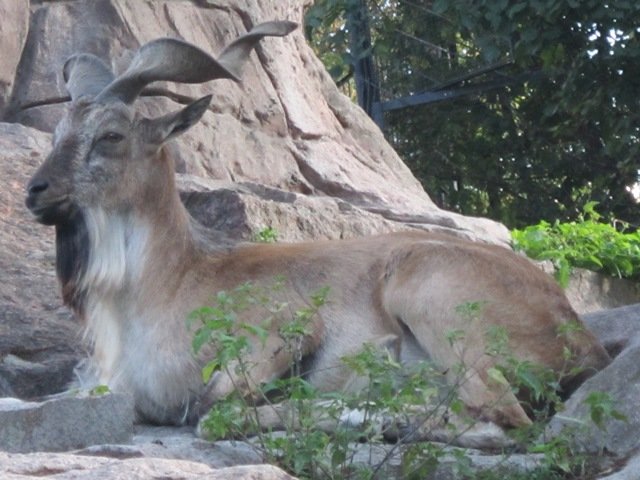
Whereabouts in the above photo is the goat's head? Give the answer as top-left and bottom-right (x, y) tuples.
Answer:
(25, 21), (296, 225)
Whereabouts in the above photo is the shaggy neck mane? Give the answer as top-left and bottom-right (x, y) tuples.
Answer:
(55, 207), (152, 318)
(55, 209), (90, 315)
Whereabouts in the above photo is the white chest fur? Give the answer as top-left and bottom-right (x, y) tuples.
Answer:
(80, 208), (149, 385)
(81, 208), (149, 295)
(77, 208), (199, 422)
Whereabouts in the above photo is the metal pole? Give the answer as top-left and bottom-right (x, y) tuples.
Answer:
(346, 0), (383, 129)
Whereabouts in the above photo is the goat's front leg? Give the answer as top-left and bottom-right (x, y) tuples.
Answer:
(195, 327), (320, 416)
(195, 333), (402, 438)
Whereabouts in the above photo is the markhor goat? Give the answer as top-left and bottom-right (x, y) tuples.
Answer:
(25, 21), (609, 430)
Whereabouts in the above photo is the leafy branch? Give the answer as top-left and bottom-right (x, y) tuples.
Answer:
(512, 202), (640, 287)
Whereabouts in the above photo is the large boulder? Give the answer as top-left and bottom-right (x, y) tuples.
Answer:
(546, 304), (640, 459)
(3, 0), (508, 244)
(0, 123), (80, 399)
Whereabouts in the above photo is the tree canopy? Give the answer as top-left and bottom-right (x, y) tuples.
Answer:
(305, 0), (640, 228)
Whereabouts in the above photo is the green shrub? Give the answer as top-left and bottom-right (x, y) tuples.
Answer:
(512, 202), (640, 287)
(191, 284), (623, 479)
(252, 226), (279, 243)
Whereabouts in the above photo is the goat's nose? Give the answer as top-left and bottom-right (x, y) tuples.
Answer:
(27, 179), (49, 195)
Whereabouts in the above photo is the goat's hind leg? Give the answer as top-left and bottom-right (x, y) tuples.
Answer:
(381, 242), (535, 430)
(453, 363), (533, 428)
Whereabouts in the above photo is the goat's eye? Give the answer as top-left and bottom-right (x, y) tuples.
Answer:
(98, 132), (125, 144)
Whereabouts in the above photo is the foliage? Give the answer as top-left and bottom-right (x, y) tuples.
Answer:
(305, 0), (358, 89)
(305, 0), (640, 228)
(89, 385), (110, 396)
(583, 391), (628, 430)
(512, 202), (640, 286)
(191, 287), (624, 479)
(252, 226), (279, 243)
(481, 317), (627, 477)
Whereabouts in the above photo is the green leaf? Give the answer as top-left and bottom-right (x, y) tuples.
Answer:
(487, 367), (509, 386)
(515, 366), (545, 400)
(554, 262), (571, 289)
(202, 361), (219, 384)
(432, 0), (449, 15)
(90, 385), (110, 396)
(192, 328), (211, 354)
(586, 255), (604, 268)
(508, 2), (528, 18)
(446, 328), (465, 346)
(450, 398), (465, 415)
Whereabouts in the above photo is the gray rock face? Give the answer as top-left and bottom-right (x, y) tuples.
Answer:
(0, 423), (545, 480)
(179, 177), (406, 242)
(546, 304), (640, 459)
(596, 454), (640, 480)
(0, 1), (29, 115)
(569, 270), (640, 314)
(552, 265), (640, 314)
(583, 303), (640, 358)
(0, 394), (134, 453)
(0, 123), (81, 399)
(129, 426), (263, 468)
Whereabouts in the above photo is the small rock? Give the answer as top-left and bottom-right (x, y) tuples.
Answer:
(0, 393), (134, 453)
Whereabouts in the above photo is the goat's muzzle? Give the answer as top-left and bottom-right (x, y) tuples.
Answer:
(25, 179), (73, 226)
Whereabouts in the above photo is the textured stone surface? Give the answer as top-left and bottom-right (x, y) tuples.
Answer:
(545, 345), (640, 457)
(2, 0), (509, 244)
(0, 451), (296, 480)
(0, 1), (29, 116)
(0, 123), (81, 399)
(583, 303), (640, 357)
(595, 453), (640, 480)
(127, 425), (263, 467)
(0, 394), (134, 453)
(547, 304), (640, 458)
(553, 265), (640, 314)
(179, 177), (406, 242)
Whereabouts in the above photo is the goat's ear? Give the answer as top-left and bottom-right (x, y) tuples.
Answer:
(145, 95), (212, 145)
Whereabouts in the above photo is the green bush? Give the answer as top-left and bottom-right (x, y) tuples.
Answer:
(512, 202), (640, 287)
(252, 226), (279, 243)
(191, 282), (623, 479)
